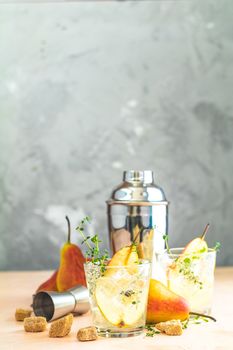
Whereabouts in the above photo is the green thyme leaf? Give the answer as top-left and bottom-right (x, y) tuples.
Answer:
(183, 257), (191, 264)
(199, 246), (208, 253)
(214, 242), (221, 251)
(182, 318), (190, 329)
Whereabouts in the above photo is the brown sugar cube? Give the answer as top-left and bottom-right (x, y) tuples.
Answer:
(77, 326), (98, 342)
(15, 308), (32, 321)
(24, 316), (47, 332)
(156, 320), (183, 336)
(49, 314), (73, 338)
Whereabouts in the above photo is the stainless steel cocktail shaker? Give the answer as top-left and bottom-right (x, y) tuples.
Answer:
(107, 170), (168, 276)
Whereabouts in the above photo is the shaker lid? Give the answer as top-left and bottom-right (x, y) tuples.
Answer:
(107, 170), (168, 204)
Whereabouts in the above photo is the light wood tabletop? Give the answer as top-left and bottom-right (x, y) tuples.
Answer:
(0, 268), (233, 350)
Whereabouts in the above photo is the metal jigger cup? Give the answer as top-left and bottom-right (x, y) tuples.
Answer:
(32, 285), (90, 321)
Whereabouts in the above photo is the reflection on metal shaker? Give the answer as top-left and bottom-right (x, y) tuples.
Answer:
(106, 170), (168, 276)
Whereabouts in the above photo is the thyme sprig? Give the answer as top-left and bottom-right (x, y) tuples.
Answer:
(182, 317), (190, 329)
(163, 234), (171, 254)
(145, 325), (160, 337)
(175, 257), (204, 288)
(182, 313), (216, 329)
(214, 241), (221, 251)
(76, 216), (109, 270)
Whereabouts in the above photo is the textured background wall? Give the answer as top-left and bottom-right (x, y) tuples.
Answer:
(0, 0), (232, 270)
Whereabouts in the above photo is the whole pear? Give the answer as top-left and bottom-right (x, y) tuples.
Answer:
(146, 279), (190, 323)
(56, 216), (86, 291)
(36, 270), (58, 292)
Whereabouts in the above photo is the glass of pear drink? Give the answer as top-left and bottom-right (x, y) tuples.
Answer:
(84, 259), (151, 337)
(156, 230), (217, 315)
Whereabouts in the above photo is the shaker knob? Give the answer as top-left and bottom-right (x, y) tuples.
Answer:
(123, 170), (154, 184)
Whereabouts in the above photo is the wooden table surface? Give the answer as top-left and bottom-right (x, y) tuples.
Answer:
(1, 268), (233, 350)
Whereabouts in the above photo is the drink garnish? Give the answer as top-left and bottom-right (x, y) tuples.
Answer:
(164, 224), (220, 289)
(76, 216), (109, 271)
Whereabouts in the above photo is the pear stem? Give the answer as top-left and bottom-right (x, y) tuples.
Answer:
(200, 223), (210, 240)
(65, 216), (71, 243)
(189, 311), (216, 322)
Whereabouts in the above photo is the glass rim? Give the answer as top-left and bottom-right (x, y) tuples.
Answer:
(156, 247), (216, 257)
(84, 259), (151, 269)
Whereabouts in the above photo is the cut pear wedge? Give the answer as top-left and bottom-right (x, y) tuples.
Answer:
(125, 245), (139, 274)
(181, 238), (208, 255)
(104, 245), (139, 277)
(95, 277), (122, 325)
(181, 224), (209, 256)
(95, 276), (147, 326)
(104, 246), (131, 277)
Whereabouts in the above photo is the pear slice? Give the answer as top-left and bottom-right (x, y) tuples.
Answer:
(181, 237), (208, 255)
(125, 245), (139, 274)
(181, 224), (209, 256)
(108, 246), (131, 266)
(104, 246), (131, 277)
(95, 276), (146, 326)
(95, 277), (122, 325)
(123, 286), (147, 326)
(104, 245), (139, 277)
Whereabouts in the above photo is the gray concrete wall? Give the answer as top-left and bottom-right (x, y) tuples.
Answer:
(0, 0), (232, 270)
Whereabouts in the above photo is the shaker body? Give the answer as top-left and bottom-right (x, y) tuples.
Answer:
(108, 203), (168, 255)
(107, 170), (168, 278)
